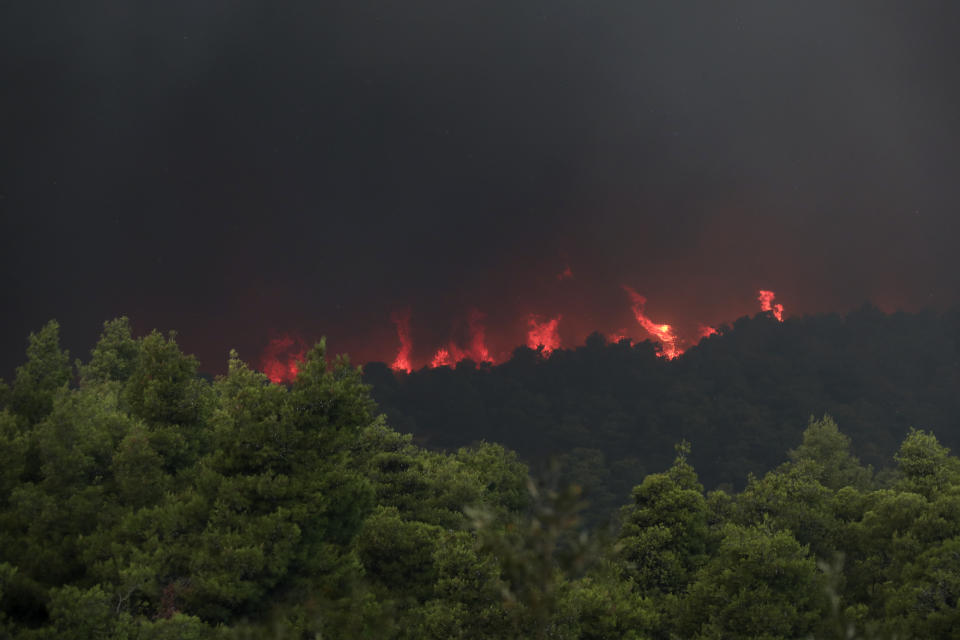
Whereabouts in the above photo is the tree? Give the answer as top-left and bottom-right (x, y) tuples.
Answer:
(883, 535), (960, 638)
(563, 560), (658, 640)
(787, 415), (873, 491)
(467, 476), (593, 640)
(7, 320), (71, 426)
(5, 383), (135, 590)
(617, 441), (711, 596)
(733, 463), (838, 559)
(894, 429), (960, 498)
(679, 523), (826, 639)
(123, 330), (211, 429)
(78, 317), (140, 386)
(354, 506), (442, 602)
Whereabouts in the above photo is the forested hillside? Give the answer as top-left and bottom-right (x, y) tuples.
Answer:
(365, 306), (960, 521)
(3, 317), (960, 638)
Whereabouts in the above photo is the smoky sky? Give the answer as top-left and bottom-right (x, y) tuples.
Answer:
(2, 1), (960, 376)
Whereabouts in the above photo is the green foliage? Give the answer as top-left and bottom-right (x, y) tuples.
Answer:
(788, 415), (874, 491)
(139, 613), (222, 640)
(467, 474), (596, 640)
(8, 320), (71, 426)
(40, 584), (137, 639)
(680, 523), (826, 639)
(733, 463), (838, 559)
(454, 441), (530, 514)
(617, 441), (711, 596)
(0, 562), (15, 632)
(563, 561), (658, 640)
(112, 423), (167, 508)
(0, 410), (27, 506)
(78, 317), (140, 385)
(882, 535), (960, 638)
(0, 321), (545, 638)
(123, 330), (212, 428)
(894, 428), (960, 497)
(6, 318), (960, 639)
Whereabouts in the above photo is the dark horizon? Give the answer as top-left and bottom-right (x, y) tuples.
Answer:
(4, 2), (960, 379)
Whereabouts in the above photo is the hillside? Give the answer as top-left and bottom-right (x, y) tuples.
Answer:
(365, 306), (960, 518)
(3, 316), (960, 637)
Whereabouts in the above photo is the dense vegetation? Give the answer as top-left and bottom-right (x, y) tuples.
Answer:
(2, 316), (960, 638)
(365, 306), (960, 522)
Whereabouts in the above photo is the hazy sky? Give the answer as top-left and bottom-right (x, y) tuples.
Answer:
(3, 1), (959, 375)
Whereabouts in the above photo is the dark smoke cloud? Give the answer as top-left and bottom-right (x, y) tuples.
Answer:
(2, 1), (959, 375)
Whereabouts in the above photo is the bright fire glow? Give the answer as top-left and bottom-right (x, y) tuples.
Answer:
(758, 290), (784, 322)
(622, 286), (682, 359)
(263, 284), (790, 376)
(467, 309), (493, 363)
(527, 314), (562, 354)
(427, 309), (495, 368)
(390, 309), (413, 373)
(260, 335), (307, 384)
(430, 347), (455, 368)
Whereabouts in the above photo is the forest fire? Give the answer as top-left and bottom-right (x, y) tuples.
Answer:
(430, 347), (455, 368)
(390, 309), (413, 373)
(260, 335), (307, 384)
(622, 286), (682, 359)
(467, 309), (493, 364)
(526, 314), (562, 354)
(404, 309), (497, 370)
(262, 284), (789, 379)
(758, 290), (784, 321)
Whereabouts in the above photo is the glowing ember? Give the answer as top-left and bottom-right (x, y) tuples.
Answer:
(698, 325), (718, 339)
(622, 286), (682, 359)
(527, 314), (562, 354)
(390, 308), (413, 373)
(261, 335), (307, 384)
(758, 290), (784, 322)
(557, 265), (573, 281)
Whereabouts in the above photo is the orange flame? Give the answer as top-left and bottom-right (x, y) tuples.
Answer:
(426, 309), (495, 368)
(282, 272), (794, 370)
(261, 335), (307, 384)
(758, 290), (784, 322)
(430, 347), (455, 368)
(527, 314), (562, 354)
(698, 325), (718, 339)
(467, 308), (493, 363)
(622, 286), (682, 359)
(390, 308), (413, 373)
(608, 332), (630, 344)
